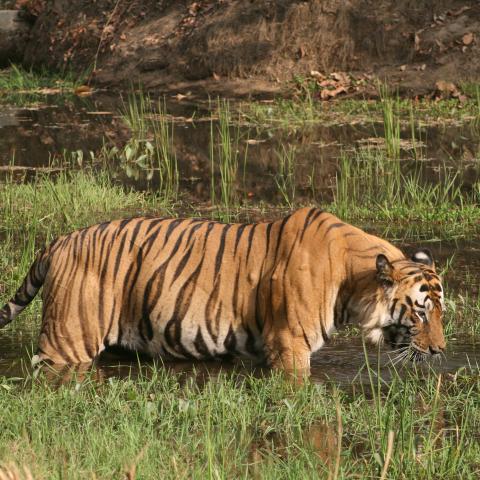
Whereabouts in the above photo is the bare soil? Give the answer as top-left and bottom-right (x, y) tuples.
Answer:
(18, 0), (480, 97)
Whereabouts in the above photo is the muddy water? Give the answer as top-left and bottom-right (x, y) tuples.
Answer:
(1, 94), (479, 203)
(0, 328), (478, 386)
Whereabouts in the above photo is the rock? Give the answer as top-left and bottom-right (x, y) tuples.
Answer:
(0, 10), (32, 66)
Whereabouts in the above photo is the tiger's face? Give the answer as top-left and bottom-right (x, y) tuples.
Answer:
(371, 249), (446, 361)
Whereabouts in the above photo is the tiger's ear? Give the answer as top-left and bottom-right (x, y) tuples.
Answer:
(411, 248), (434, 268)
(376, 254), (394, 287)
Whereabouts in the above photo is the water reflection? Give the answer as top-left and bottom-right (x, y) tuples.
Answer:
(1, 94), (479, 204)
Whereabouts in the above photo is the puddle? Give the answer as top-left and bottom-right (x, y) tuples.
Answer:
(0, 93), (479, 203)
(0, 326), (478, 386)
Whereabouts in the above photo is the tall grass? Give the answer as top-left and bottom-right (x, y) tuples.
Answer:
(120, 92), (178, 201)
(378, 83), (401, 160)
(210, 99), (244, 218)
(152, 98), (179, 201)
(274, 145), (297, 208)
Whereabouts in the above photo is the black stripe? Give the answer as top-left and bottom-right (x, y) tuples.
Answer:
(390, 298), (398, 317)
(320, 323), (329, 343)
(310, 209), (324, 224)
(234, 224), (247, 255)
(162, 219), (184, 247)
(324, 222), (346, 235)
(185, 222), (204, 248)
(245, 224), (258, 263)
(113, 231), (129, 279)
(265, 222), (273, 255)
(139, 314), (154, 343)
(171, 244), (195, 284)
(145, 218), (165, 235)
(303, 330), (312, 350)
(194, 328), (211, 357)
(231, 270), (241, 318)
(273, 214), (291, 263)
(223, 325), (237, 352)
(314, 217), (329, 234)
(125, 248), (145, 308)
(215, 224), (231, 275)
(299, 207), (316, 242)
(128, 219), (144, 253)
(117, 218), (136, 235)
(244, 327), (257, 356)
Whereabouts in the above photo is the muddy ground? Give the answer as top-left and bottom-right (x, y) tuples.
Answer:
(11, 0), (480, 96)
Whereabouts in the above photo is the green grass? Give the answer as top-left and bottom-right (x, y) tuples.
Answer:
(0, 64), (85, 93)
(0, 169), (165, 241)
(239, 90), (480, 130)
(0, 357), (478, 479)
(329, 145), (480, 238)
(118, 92), (179, 199)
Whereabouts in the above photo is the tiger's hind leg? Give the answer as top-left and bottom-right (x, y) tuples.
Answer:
(33, 302), (104, 365)
(33, 329), (101, 365)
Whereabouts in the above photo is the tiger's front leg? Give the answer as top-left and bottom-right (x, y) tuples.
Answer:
(263, 329), (312, 376)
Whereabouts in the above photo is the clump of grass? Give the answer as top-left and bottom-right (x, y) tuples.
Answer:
(331, 144), (479, 238)
(334, 147), (401, 218)
(379, 83), (401, 160)
(274, 145), (297, 208)
(210, 99), (244, 219)
(0, 169), (171, 257)
(118, 92), (178, 200)
(0, 64), (84, 92)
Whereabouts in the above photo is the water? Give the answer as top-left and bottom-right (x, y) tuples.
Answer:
(1, 93), (479, 203)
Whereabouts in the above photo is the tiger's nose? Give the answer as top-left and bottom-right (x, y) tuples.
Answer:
(429, 345), (444, 355)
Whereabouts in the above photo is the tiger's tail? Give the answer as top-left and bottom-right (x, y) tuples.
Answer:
(0, 249), (49, 328)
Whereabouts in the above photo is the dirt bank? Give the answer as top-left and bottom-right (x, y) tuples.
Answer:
(18, 0), (480, 96)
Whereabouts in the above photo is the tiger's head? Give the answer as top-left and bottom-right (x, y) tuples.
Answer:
(366, 249), (446, 362)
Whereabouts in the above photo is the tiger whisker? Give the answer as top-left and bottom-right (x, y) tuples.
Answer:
(390, 349), (409, 367)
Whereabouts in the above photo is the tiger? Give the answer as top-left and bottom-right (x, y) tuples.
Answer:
(0, 207), (446, 374)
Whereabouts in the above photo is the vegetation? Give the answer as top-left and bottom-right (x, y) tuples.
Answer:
(0, 354), (478, 478)
(0, 64), (85, 94)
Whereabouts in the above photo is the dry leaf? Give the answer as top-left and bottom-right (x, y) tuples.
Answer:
(399, 65), (407, 71)
(320, 86), (347, 100)
(462, 32), (474, 46)
(435, 80), (461, 99)
(74, 85), (93, 96)
(173, 93), (188, 101)
(212, 72), (220, 81)
(310, 70), (325, 80)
